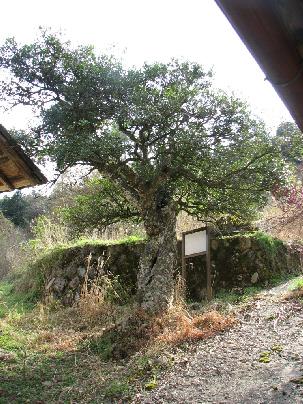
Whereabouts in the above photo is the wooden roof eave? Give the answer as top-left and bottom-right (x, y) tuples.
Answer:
(0, 124), (47, 193)
(215, 0), (303, 132)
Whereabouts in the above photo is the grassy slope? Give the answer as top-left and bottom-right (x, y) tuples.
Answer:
(1, 272), (302, 403)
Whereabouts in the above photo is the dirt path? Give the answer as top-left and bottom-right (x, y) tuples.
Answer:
(141, 279), (303, 403)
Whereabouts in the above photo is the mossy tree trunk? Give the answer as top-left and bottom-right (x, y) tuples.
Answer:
(136, 195), (178, 314)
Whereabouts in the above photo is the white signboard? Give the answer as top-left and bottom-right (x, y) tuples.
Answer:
(184, 230), (207, 256)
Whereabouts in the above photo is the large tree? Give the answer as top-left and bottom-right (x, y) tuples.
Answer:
(0, 31), (290, 313)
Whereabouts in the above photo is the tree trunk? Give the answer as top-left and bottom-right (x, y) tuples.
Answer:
(136, 199), (178, 314)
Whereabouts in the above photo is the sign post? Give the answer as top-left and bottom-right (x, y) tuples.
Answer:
(182, 227), (212, 300)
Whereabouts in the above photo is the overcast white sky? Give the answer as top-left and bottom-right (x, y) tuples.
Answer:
(0, 0), (293, 133)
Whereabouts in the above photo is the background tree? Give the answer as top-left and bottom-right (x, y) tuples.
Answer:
(61, 176), (140, 235)
(275, 122), (303, 166)
(0, 31), (292, 313)
(259, 122), (303, 242)
(0, 190), (47, 230)
(0, 191), (29, 227)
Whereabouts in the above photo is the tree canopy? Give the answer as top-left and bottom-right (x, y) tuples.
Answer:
(0, 31), (289, 224)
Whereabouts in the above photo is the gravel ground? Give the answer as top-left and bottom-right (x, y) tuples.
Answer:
(140, 279), (303, 404)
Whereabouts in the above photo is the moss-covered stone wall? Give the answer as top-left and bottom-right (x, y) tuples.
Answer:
(210, 233), (301, 296)
(211, 233), (301, 288)
(32, 233), (302, 304)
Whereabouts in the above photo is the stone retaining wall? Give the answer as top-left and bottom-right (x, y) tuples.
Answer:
(185, 235), (302, 300)
(39, 234), (302, 304)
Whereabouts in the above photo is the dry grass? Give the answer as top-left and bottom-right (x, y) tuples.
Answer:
(3, 262), (234, 360)
(155, 307), (235, 345)
(0, 214), (29, 279)
(75, 253), (120, 327)
(31, 329), (83, 352)
(3, 265), (234, 356)
(5, 296), (123, 358)
(7, 266), (125, 355)
(152, 275), (235, 346)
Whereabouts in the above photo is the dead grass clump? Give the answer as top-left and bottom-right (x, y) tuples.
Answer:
(76, 275), (118, 328)
(284, 286), (303, 300)
(75, 254), (128, 328)
(77, 297), (116, 328)
(155, 307), (235, 345)
(31, 329), (83, 352)
(107, 304), (235, 360)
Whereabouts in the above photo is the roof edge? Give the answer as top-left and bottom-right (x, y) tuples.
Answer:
(0, 124), (47, 186)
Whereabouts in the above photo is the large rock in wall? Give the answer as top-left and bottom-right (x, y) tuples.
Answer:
(39, 234), (302, 304)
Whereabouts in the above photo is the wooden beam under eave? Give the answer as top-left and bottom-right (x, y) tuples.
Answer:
(0, 139), (34, 184)
(0, 125), (47, 187)
(0, 156), (9, 164)
(0, 169), (15, 191)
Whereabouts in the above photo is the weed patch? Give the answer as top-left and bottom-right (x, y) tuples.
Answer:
(215, 285), (262, 305)
(104, 380), (131, 400)
(259, 351), (271, 363)
(284, 277), (303, 300)
(0, 282), (35, 318)
(84, 332), (114, 360)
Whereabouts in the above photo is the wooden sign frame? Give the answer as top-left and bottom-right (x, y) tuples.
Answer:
(181, 226), (212, 300)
